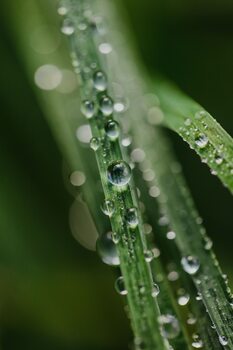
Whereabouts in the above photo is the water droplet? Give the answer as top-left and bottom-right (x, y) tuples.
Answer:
(192, 334), (203, 348)
(57, 5), (68, 16)
(184, 118), (192, 126)
(90, 137), (100, 151)
(96, 232), (120, 266)
(81, 100), (95, 119)
(215, 154), (223, 165)
(121, 135), (132, 147)
(99, 42), (112, 54)
(115, 276), (127, 295)
(167, 271), (179, 281)
(152, 283), (160, 297)
(144, 250), (154, 262)
(177, 291), (190, 306)
(105, 120), (120, 141)
(166, 231), (176, 240)
(93, 70), (107, 91)
(195, 134), (209, 149)
(107, 161), (131, 187)
(111, 231), (120, 244)
(181, 256), (200, 275)
(61, 18), (75, 35)
(70, 171), (86, 186)
(187, 314), (197, 325)
(219, 335), (228, 346)
(125, 208), (138, 229)
(101, 200), (115, 217)
(131, 148), (145, 163)
(99, 96), (113, 116)
(204, 236), (213, 250)
(158, 314), (180, 339)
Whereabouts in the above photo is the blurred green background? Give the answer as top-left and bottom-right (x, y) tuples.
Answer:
(0, 0), (232, 349)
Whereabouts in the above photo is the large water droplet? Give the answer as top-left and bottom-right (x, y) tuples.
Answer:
(105, 120), (120, 141)
(99, 95), (113, 116)
(195, 134), (209, 149)
(93, 70), (107, 91)
(219, 335), (228, 346)
(107, 161), (131, 187)
(115, 276), (127, 295)
(125, 208), (138, 229)
(181, 256), (200, 275)
(159, 314), (180, 339)
(81, 100), (95, 119)
(96, 232), (120, 266)
(101, 200), (115, 217)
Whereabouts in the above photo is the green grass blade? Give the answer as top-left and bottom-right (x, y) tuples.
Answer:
(153, 79), (233, 193)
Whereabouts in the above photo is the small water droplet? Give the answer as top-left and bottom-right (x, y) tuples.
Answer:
(99, 42), (112, 54)
(96, 232), (120, 266)
(204, 236), (213, 250)
(152, 283), (160, 297)
(158, 314), (180, 339)
(111, 231), (120, 244)
(167, 271), (179, 282)
(219, 335), (228, 346)
(57, 4), (68, 16)
(115, 276), (127, 295)
(166, 231), (176, 240)
(81, 100), (95, 119)
(107, 160), (131, 187)
(215, 154), (223, 165)
(144, 250), (154, 262)
(187, 314), (197, 325)
(125, 208), (139, 229)
(184, 118), (192, 126)
(195, 134), (209, 149)
(93, 70), (107, 91)
(177, 291), (190, 306)
(90, 137), (100, 151)
(105, 120), (120, 141)
(101, 200), (115, 217)
(99, 95), (113, 116)
(192, 334), (203, 348)
(181, 255), (200, 275)
(61, 18), (75, 35)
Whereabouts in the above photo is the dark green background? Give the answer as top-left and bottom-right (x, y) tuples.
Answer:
(0, 0), (232, 349)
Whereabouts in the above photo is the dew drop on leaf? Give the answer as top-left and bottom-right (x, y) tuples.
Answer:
(81, 100), (95, 118)
(125, 208), (139, 229)
(152, 283), (160, 297)
(192, 334), (203, 348)
(90, 137), (100, 151)
(99, 95), (114, 116)
(107, 160), (131, 187)
(158, 314), (180, 339)
(219, 335), (228, 346)
(96, 232), (120, 266)
(181, 255), (200, 275)
(93, 70), (107, 91)
(195, 134), (209, 149)
(105, 120), (120, 141)
(101, 200), (115, 217)
(115, 276), (127, 295)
